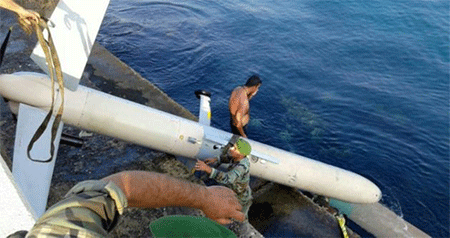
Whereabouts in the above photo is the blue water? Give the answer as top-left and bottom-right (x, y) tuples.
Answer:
(97, 1), (449, 237)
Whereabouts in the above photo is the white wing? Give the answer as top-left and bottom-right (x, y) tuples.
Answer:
(30, 0), (110, 91)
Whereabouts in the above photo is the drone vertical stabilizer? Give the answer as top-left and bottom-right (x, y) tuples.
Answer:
(12, 104), (64, 218)
(30, 0), (110, 91)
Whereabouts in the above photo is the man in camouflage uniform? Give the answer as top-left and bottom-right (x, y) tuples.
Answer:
(195, 138), (252, 218)
(8, 171), (245, 237)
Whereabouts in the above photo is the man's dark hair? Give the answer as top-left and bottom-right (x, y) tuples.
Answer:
(245, 75), (262, 87)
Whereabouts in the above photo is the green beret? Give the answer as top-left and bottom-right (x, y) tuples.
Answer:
(236, 138), (251, 156)
(150, 215), (236, 238)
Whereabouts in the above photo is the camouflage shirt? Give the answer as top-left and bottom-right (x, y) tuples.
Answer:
(25, 180), (128, 238)
(209, 157), (252, 205)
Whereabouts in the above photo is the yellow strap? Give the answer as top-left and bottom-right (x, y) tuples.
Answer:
(26, 18), (64, 162)
(336, 215), (349, 238)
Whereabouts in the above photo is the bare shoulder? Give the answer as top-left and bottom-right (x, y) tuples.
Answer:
(231, 86), (243, 95)
(229, 87), (242, 102)
(229, 87), (249, 114)
(234, 87), (249, 98)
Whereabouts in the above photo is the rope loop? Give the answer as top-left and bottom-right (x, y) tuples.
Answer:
(27, 17), (65, 163)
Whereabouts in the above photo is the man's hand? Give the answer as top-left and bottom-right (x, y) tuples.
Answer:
(204, 158), (218, 165)
(201, 186), (245, 224)
(195, 160), (212, 174)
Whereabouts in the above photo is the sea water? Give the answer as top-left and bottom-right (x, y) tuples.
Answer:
(97, 0), (449, 236)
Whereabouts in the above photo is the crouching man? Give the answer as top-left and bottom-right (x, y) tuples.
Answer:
(195, 138), (252, 218)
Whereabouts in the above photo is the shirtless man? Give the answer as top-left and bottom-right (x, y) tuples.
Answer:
(229, 75), (262, 138)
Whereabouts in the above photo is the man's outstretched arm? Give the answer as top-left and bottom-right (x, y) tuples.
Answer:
(102, 170), (245, 224)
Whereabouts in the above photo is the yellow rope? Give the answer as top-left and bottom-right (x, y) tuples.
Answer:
(336, 214), (349, 238)
(26, 18), (64, 162)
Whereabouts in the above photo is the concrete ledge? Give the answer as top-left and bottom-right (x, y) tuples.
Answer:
(86, 43), (197, 121)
